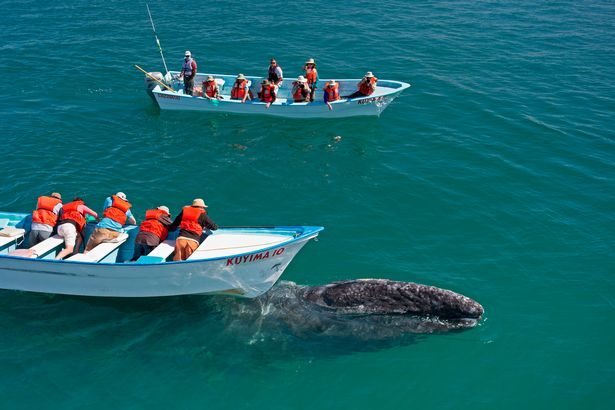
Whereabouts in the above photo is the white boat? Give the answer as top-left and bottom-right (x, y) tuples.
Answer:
(145, 71), (410, 118)
(0, 211), (322, 298)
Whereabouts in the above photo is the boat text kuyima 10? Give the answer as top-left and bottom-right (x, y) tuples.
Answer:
(145, 71), (411, 118)
(0, 212), (323, 298)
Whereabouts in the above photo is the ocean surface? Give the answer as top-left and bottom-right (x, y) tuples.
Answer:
(1, 0), (614, 408)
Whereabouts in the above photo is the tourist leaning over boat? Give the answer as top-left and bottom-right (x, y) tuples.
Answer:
(131, 205), (173, 261)
(345, 71), (378, 99)
(258, 80), (277, 108)
(303, 58), (318, 101)
(84, 192), (136, 253)
(29, 192), (63, 246)
(267, 58), (283, 87)
(178, 50), (197, 96)
(202, 75), (222, 100)
(292, 76), (311, 103)
(230, 74), (252, 103)
(55, 197), (98, 260)
(168, 198), (218, 261)
(323, 80), (341, 111)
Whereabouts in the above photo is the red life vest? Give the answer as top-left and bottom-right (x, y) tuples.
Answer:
(292, 82), (309, 102)
(231, 80), (248, 99)
(324, 82), (340, 101)
(139, 209), (169, 241)
(61, 200), (86, 231)
(305, 68), (318, 85)
(32, 196), (62, 226)
(103, 195), (132, 225)
(259, 85), (275, 103)
(203, 80), (218, 98)
(359, 77), (377, 96)
(179, 206), (205, 236)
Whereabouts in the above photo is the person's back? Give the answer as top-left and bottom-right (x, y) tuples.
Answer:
(29, 192), (63, 246)
(55, 197), (98, 259)
(132, 205), (172, 261)
(85, 192), (136, 253)
(168, 198), (218, 261)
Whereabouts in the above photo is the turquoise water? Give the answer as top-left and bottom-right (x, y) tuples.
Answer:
(1, 0), (614, 408)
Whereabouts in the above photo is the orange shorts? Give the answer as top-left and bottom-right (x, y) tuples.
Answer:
(173, 237), (199, 261)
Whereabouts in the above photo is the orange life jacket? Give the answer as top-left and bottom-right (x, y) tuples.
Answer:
(292, 82), (309, 102)
(359, 77), (378, 96)
(231, 80), (248, 99)
(61, 200), (87, 231)
(324, 82), (340, 101)
(179, 206), (205, 237)
(103, 195), (132, 225)
(32, 196), (62, 226)
(305, 68), (318, 85)
(259, 85), (275, 103)
(203, 80), (218, 98)
(139, 209), (169, 241)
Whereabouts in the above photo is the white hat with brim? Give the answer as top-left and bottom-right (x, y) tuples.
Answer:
(185, 50), (191, 57)
(296, 75), (307, 82)
(305, 58), (316, 65)
(51, 192), (62, 200)
(116, 192), (127, 201)
(192, 198), (208, 208)
(262, 79), (270, 85)
(364, 71), (375, 78)
(328, 80), (337, 86)
(236, 74), (246, 80)
(157, 206), (170, 214)
(206, 75), (214, 81)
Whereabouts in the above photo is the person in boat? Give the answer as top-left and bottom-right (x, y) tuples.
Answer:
(131, 205), (173, 261)
(84, 192), (136, 253)
(267, 58), (283, 87)
(55, 197), (98, 260)
(323, 80), (341, 111)
(168, 198), (218, 261)
(303, 58), (318, 102)
(29, 192), (63, 246)
(291, 76), (311, 103)
(345, 71), (378, 99)
(202, 75), (222, 100)
(230, 74), (252, 103)
(258, 79), (277, 108)
(178, 50), (197, 96)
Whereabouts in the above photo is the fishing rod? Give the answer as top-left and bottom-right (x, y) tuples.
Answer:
(146, 3), (169, 76)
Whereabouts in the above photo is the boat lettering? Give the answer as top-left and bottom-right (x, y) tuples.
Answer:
(159, 94), (180, 100)
(226, 248), (285, 266)
(358, 96), (384, 105)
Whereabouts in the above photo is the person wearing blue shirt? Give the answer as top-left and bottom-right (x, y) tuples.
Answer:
(84, 192), (136, 253)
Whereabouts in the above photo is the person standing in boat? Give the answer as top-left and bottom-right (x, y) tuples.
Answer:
(131, 205), (173, 261)
(84, 192), (136, 253)
(230, 74), (252, 103)
(258, 79), (277, 108)
(291, 76), (311, 103)
(345, 71), (378, 99)
(168, 199), (218, 261)
(202, 76), (222, 100)
(29, 192), (63, 246)
(303, 58), (318, 102)
(323, 80), (341, 110)
(178, 50), (197, 96)
(55, 197), (98, 260)
(267, 58), (283, 87)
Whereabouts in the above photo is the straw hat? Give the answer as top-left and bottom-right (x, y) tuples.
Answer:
(116, 192), (127, 200)
(364, 71), (375, 78)
(305, 58), (316, 65)
(262, 79), (270, 85)
(206, 75), (214, 81)
(157, 205), (170, 214)
(296, 75), (307, 83)
(192, 198), (208, 208)
(51, 192), (62, 200)
(185, 50), (192, 57)
(236, 73), (246, 80)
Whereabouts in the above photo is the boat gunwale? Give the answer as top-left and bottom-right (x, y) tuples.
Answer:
(0, 226), (324, 267)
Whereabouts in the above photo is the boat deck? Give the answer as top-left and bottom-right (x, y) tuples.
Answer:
(189, 231), (294, 260)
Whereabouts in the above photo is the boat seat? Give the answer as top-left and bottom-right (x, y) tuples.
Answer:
(27, 235), (64, 259)
(136, 239), (175, 263)
(0, 227), (26, 251)
(0, 219), (9, 229)
(67, 233), (128, 263)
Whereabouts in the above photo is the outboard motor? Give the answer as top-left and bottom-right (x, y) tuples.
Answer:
(145, 71), (165, 99)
